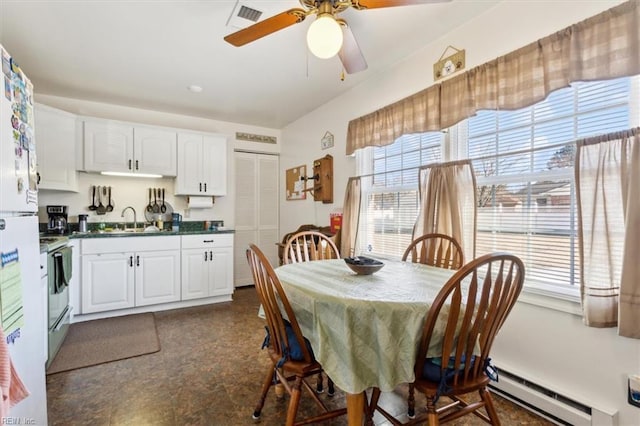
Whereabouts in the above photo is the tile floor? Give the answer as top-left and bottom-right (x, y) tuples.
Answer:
(47, 287), (554, 425)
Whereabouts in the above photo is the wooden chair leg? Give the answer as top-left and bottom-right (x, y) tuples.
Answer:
(408, 383), (416, 418)
(253, 365), (275, 420)
(366, 388), (382, 425)
(275, 367), (285, 399)
(426, 395), (439, 426)
(480, 387), (501, 426)
(328, 377), (335, 397)
(285, 376), (304, 426)
(316, 372), (324, 393)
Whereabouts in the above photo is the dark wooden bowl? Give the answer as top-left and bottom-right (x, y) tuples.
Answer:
(344, 257), (384, 275)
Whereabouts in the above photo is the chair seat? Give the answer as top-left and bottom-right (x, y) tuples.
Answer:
(266, 347), (324, 375)
(414, 371), (492, 395)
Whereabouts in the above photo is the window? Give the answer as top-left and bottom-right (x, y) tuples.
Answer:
(359, 133), (442, 258)
(461, 77), (635, 289)
(357, 76), (638, 291)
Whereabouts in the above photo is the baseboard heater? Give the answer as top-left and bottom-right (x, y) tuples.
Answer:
(489, 368), (618, 426)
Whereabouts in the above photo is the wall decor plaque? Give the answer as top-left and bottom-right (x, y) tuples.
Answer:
(321, 131), (334, 150)
(433, 46), (465, 81)
(236, 132), (277, 144)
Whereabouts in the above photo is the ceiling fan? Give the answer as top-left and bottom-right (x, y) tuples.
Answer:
(224, 0), (452, 75)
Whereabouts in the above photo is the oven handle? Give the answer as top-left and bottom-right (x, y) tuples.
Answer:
(51, 305), (73, 332)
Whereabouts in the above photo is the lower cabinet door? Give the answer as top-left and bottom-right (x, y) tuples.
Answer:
(82, 253), (135, 313)
(209, 248), (233, 296)
(135, 250), (181, 306)
(181, 249), (209, 300)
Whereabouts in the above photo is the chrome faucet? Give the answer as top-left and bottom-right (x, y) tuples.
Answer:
(121, 206), (137, 230)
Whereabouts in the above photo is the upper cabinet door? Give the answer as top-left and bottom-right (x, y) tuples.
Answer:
(35, 104), (79, 192)
(201, 135), (227, 196)
(83, 121), (134, 173)
(134, 127), (177, 176)
(175, 132), (204, 195)
(175, 132), (227, 196)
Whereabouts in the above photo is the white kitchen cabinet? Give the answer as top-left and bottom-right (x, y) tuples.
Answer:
(181, 234), (233, 300)
(35, 103), (79, 191)
(83, 120), (176, 176)
(81, 252), (135, 313)
(135, 249), (181, 306)
(80, 236), (180, 313)
(176, 133), (227, 196)
(133, 127), (177, 176)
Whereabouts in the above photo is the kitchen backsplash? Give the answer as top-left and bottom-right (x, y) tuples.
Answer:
(38, 220), (224, 234)
(37, 172), (231, 226)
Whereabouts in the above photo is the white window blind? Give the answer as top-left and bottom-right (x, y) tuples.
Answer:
(464, 77), (633, 289)
(360, 133), (442, 258)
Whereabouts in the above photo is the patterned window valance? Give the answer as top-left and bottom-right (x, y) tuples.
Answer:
(346, 1), (640, 155)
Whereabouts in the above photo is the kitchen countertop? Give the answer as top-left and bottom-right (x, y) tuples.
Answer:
(69, 229), (234, 239)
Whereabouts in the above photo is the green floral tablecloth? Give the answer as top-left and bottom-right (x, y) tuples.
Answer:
(275, 259), (455, 394)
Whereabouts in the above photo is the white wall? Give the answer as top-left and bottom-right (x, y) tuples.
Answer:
(280, 0), (640, 424)
(36, 94), (281, 227)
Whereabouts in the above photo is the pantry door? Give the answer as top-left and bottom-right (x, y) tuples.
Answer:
(234, 152), (279, 287)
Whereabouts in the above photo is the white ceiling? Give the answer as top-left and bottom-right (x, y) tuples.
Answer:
(0, 0), (500, 129)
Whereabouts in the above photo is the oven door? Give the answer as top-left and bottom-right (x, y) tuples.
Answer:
(47, 305), (71, 369)
(47, 246), (71, 329)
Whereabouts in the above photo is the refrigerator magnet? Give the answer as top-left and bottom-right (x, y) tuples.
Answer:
(9, 57), (22, 80)
(3, 76), (10, 101)
(1, 49), (10, 78)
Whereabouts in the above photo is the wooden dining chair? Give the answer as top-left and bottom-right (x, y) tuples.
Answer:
(282, 230), (340, 395)
(403, 233), (464, 417)
(283, 231), (340, 264)
(402, 233), (464, 270)
(246, 244), (347, 426)
(369, 252), (525, 426)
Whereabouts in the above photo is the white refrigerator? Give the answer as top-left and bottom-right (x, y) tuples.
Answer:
(0, 44), (47, 424)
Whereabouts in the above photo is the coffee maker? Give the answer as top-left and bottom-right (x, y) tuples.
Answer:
(47, 205), (69, 234)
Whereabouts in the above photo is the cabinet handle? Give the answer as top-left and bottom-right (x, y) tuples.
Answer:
(129, 256), (133, 267)
(199, 182), (202, 192)
(209, 251), (213, 260)
(204, 182), (207, 192)
(135, 160), (139, 170)
(204, 251), (208, 261)
(136, 255), (140, 266)
(128, 159), (132, 170)
(203, 240), (214, 243)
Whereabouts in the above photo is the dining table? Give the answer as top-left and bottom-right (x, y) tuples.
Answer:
(275, 258), (456, 425)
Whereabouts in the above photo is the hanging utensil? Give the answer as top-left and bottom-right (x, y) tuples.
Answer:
(152, 188), (160, 213)
(160, 188), (167, 213)
(96, 186), (107, 215)
(146, 188), (153, 212)
(106, 186), (114, 212)
(89, 185), (98, 210)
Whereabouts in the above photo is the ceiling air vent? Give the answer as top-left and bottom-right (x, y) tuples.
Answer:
(238, 5), (262, 22)
(227, 1), (264, 29)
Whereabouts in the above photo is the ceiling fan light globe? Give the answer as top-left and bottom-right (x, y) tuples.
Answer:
(307, 15), (343, 59)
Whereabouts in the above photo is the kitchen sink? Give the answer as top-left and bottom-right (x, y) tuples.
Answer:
(93, 226), (161, 234)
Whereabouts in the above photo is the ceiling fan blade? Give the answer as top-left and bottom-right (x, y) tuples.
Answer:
(224, 8), (307, 47)
(338, 24), (367, 74)
(354, 0), (452, 10)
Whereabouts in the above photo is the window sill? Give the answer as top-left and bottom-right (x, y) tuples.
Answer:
(518, 283), (582, 316)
